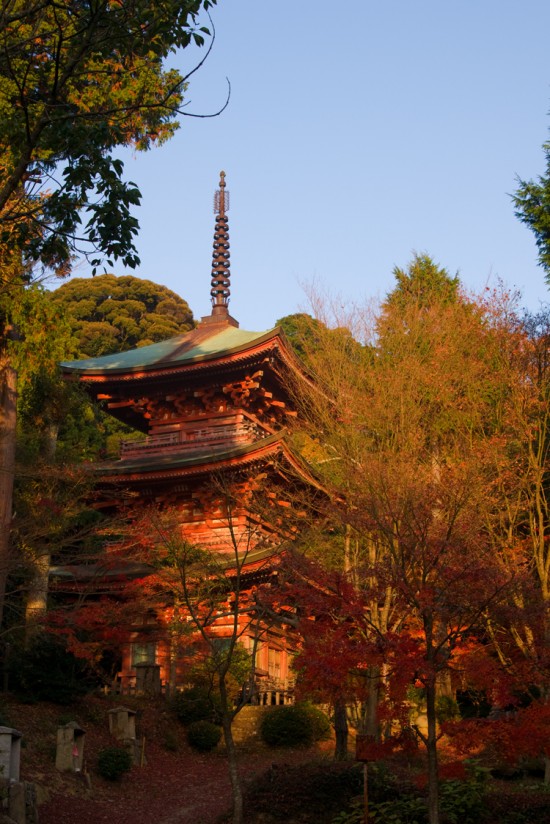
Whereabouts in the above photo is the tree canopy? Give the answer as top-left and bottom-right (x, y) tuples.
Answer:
(278, 260), (550, 822)
(513, 135), (550, 283)
(0, 0), (219, 276)
(381, 252), (460, 313)
(51, 273), (195, 357)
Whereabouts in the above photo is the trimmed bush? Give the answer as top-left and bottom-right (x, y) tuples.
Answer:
(261, 705), (315, 748)
(186, 720), (222, 752)
(97, 747), (132, 781)
(301, 702), (332, 741)
(260, 703), (331, 748)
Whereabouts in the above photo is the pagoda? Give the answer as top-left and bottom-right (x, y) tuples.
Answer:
(60, 172), (315, 697)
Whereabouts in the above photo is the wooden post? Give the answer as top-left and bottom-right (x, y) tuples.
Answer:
(356, 734), (376, 824)
(140, 736), (146, 767)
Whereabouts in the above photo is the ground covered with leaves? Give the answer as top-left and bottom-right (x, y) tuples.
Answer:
(6, 693), (330, 824)
(6, 693), (550, 824)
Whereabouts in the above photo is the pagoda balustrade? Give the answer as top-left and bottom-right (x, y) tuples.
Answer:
(120, 419), (264, 459)
(110, 673), (295, 705)
(253, 676), (295, 706)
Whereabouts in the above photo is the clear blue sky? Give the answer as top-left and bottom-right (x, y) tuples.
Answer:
(76, 0), (550, 331)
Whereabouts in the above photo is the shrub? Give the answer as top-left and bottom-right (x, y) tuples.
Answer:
(300, 702), (332, 741)
(261, 704), (316, 748)
(246, 761), (363, 822)
(172, 687), (218, 726)
(333, 794), (427, 824)
(186, 720), (222, 752)
(9, 635), (98, 704)
(0, 700), (11, 727)
(436, 695), (460, 723)
(438, 760), (488, 824)
(333, 760), (489, 824)
(97, 747), (132, 781)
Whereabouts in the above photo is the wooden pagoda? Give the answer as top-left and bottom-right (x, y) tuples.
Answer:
(60, 172), (315, 698)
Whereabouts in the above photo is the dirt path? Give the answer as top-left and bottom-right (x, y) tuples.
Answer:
(37, 743), (325, 824)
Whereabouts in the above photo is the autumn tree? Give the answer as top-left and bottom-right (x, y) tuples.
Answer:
(142, 513), (256, 824)
(284, 256), (518, 824)
(477, 304), (550, 780)
(62, 473), (291, 824)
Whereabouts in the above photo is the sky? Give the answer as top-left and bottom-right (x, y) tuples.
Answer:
(75, 0), (550, 331)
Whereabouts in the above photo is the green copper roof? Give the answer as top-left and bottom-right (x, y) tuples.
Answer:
(60, 324), (279, 376)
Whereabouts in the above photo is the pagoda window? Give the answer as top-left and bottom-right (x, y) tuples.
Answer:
(268, 648), (281, 682)
(131, 642), (156, 667)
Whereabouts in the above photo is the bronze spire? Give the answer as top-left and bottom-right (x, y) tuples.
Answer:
(210, 170), (231, 316)
(200, 171), (238, 328)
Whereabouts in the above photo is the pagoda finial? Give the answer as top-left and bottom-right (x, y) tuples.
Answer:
(210, 170), (231, 315)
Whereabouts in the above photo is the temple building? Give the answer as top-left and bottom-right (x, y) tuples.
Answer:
(60, 172), (317, 699)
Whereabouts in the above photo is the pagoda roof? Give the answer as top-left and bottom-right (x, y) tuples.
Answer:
(92, 431), (323, 489)
(60, 322), (284, 379)
(97, 431), (284, 476)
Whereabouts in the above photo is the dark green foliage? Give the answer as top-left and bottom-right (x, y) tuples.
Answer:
(0, 0), (218, 275)
(97, 747), (132, 781)
(333, 762), (489, 824)
(383, 253), (460, 313)
(52, 274), (194, 356)
(49, 274), (195, 460)
(277, 312), (369, 371)
(0, 699), (11, 727)
(300, 702), (332, 741)
(369, 796), (427, 824)
(245, 762), (363, 823)
(456, 690), (492, 719)
(485, 785), (550, 824)
(435, 695), (460, 723)
(9, 634), (98, 704)
(513, 138), (550, 282)
(438, 773), (487, 824)
(260, 703), (330, 748)
(186, 719), (222, 751)
(171, 686), (218, 726)
(333, 793), (423, 823)
(277, 313), (328, 362)
(261, 705), (314, 747)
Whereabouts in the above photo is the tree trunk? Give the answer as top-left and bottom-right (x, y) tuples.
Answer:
(424, 613), (440, 824)
(544, 619), (550, 784)
(425, 674), (440, 824)
(220, 681), (243, 824)
(23, 420), (59, 642)
(0, 357), (17, 629)
(333, 699), (348, 760)
(365, 665), (380, 737)
(44, 422), (59, 461)
(24, 550), (51, 644)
